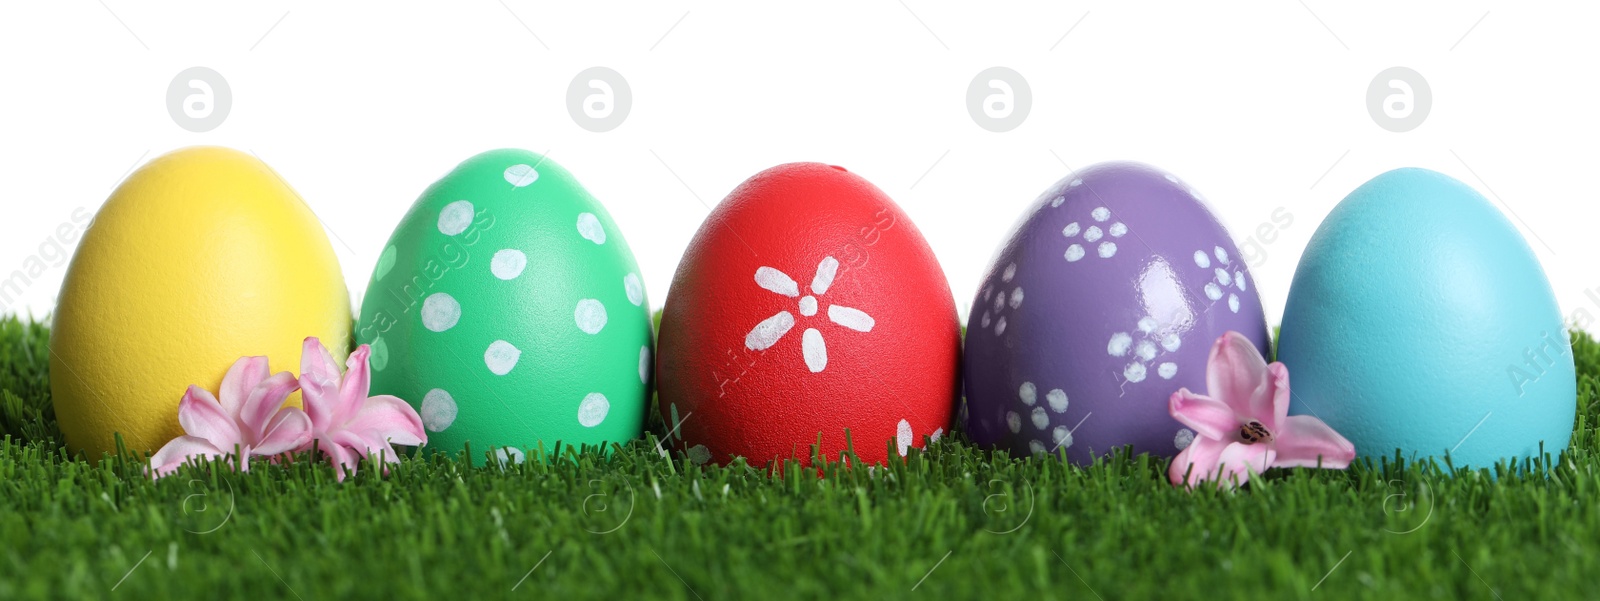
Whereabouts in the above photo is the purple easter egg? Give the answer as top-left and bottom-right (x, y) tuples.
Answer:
(963, 162), (1270, 464)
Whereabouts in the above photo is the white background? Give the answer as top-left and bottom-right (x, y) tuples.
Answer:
(2, 2), (1597, 330)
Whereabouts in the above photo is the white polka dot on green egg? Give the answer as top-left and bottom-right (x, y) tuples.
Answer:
(484, 340), (521, 376)
(623, 273), (643, 306)
(375, 246), (397, 282)
(437, 201), (474, 236)
(575, 299), (607, 334)
(421, 293), (460, 332)
(503, 164), (539, 187)
(491, 249), (527, 280)
(355, 149), (654, 466)
(369, 336), (389, 371)
(421, 388), (457, 432)
(576, 213), (605, 244)
(577, 392), (609, 427)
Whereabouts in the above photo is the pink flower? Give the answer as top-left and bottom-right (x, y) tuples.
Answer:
(149, 357), (311, 478)
(298, 337), (426, 481)
(1168, 331), (1356, 489)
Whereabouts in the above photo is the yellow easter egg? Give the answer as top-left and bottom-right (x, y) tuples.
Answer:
(51, 147), (351, 459)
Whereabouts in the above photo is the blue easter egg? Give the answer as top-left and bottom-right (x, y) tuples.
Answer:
(1278, 168), (1574, 469)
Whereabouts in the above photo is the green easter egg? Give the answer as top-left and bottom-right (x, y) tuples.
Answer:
(356, 149), (652, 465)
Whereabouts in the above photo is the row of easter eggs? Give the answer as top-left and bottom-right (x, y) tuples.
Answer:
(49, 147), (1574, 471)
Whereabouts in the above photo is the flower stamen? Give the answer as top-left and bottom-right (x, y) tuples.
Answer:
(1239, 420), (1273, 444)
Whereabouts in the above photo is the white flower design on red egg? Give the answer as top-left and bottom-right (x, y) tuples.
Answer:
(743, 256), (876, 373)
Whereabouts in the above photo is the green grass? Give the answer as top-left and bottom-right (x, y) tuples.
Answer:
(4, 314), (1600, 600)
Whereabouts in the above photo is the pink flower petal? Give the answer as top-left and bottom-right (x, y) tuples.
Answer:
(149, 435), (225, 478)
(177, 385), (242, 451)
(1214, 441), (1276, 489)
(316, 435), (361, 482)
(343, 395), (426, 448)
(239, 372), (301, 437)
(1169, 436), (1229, 489)
(254, 407), (313, 456)
(1206, 332), (1275, 423)
(300, 337), (343, 429)
(332, 345), (374, 427)
(1270, 415), (1356, 469)
(1267, 362), (1291, 432)
(217, 356), (269, 417)
(331, 427), (406, 469)
(344, 434), (402, 466)
(1169, 388), (1238, 442)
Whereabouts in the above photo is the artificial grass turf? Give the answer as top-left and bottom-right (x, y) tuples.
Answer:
(3, 314), (1600, 600)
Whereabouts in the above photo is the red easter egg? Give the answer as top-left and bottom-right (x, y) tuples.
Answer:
(657, 163), (959, 468)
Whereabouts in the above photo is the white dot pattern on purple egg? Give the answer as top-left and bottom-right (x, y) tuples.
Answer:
(1108, 313), (1181, 388)
(1107, 332), (1132, 356)
(979, 262), (1024, 337)
(1175, 428), (1196, 450)
(1030, 407), (1050, 430)
(1062, 207), (1123, 263)
(1135, 341), (1157, 361)
(1195, 246), (1246, 313)
(962, 164), (1270, 467)
(1053, 426), (1073, 449)
(1046, 389), (1068, 413)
